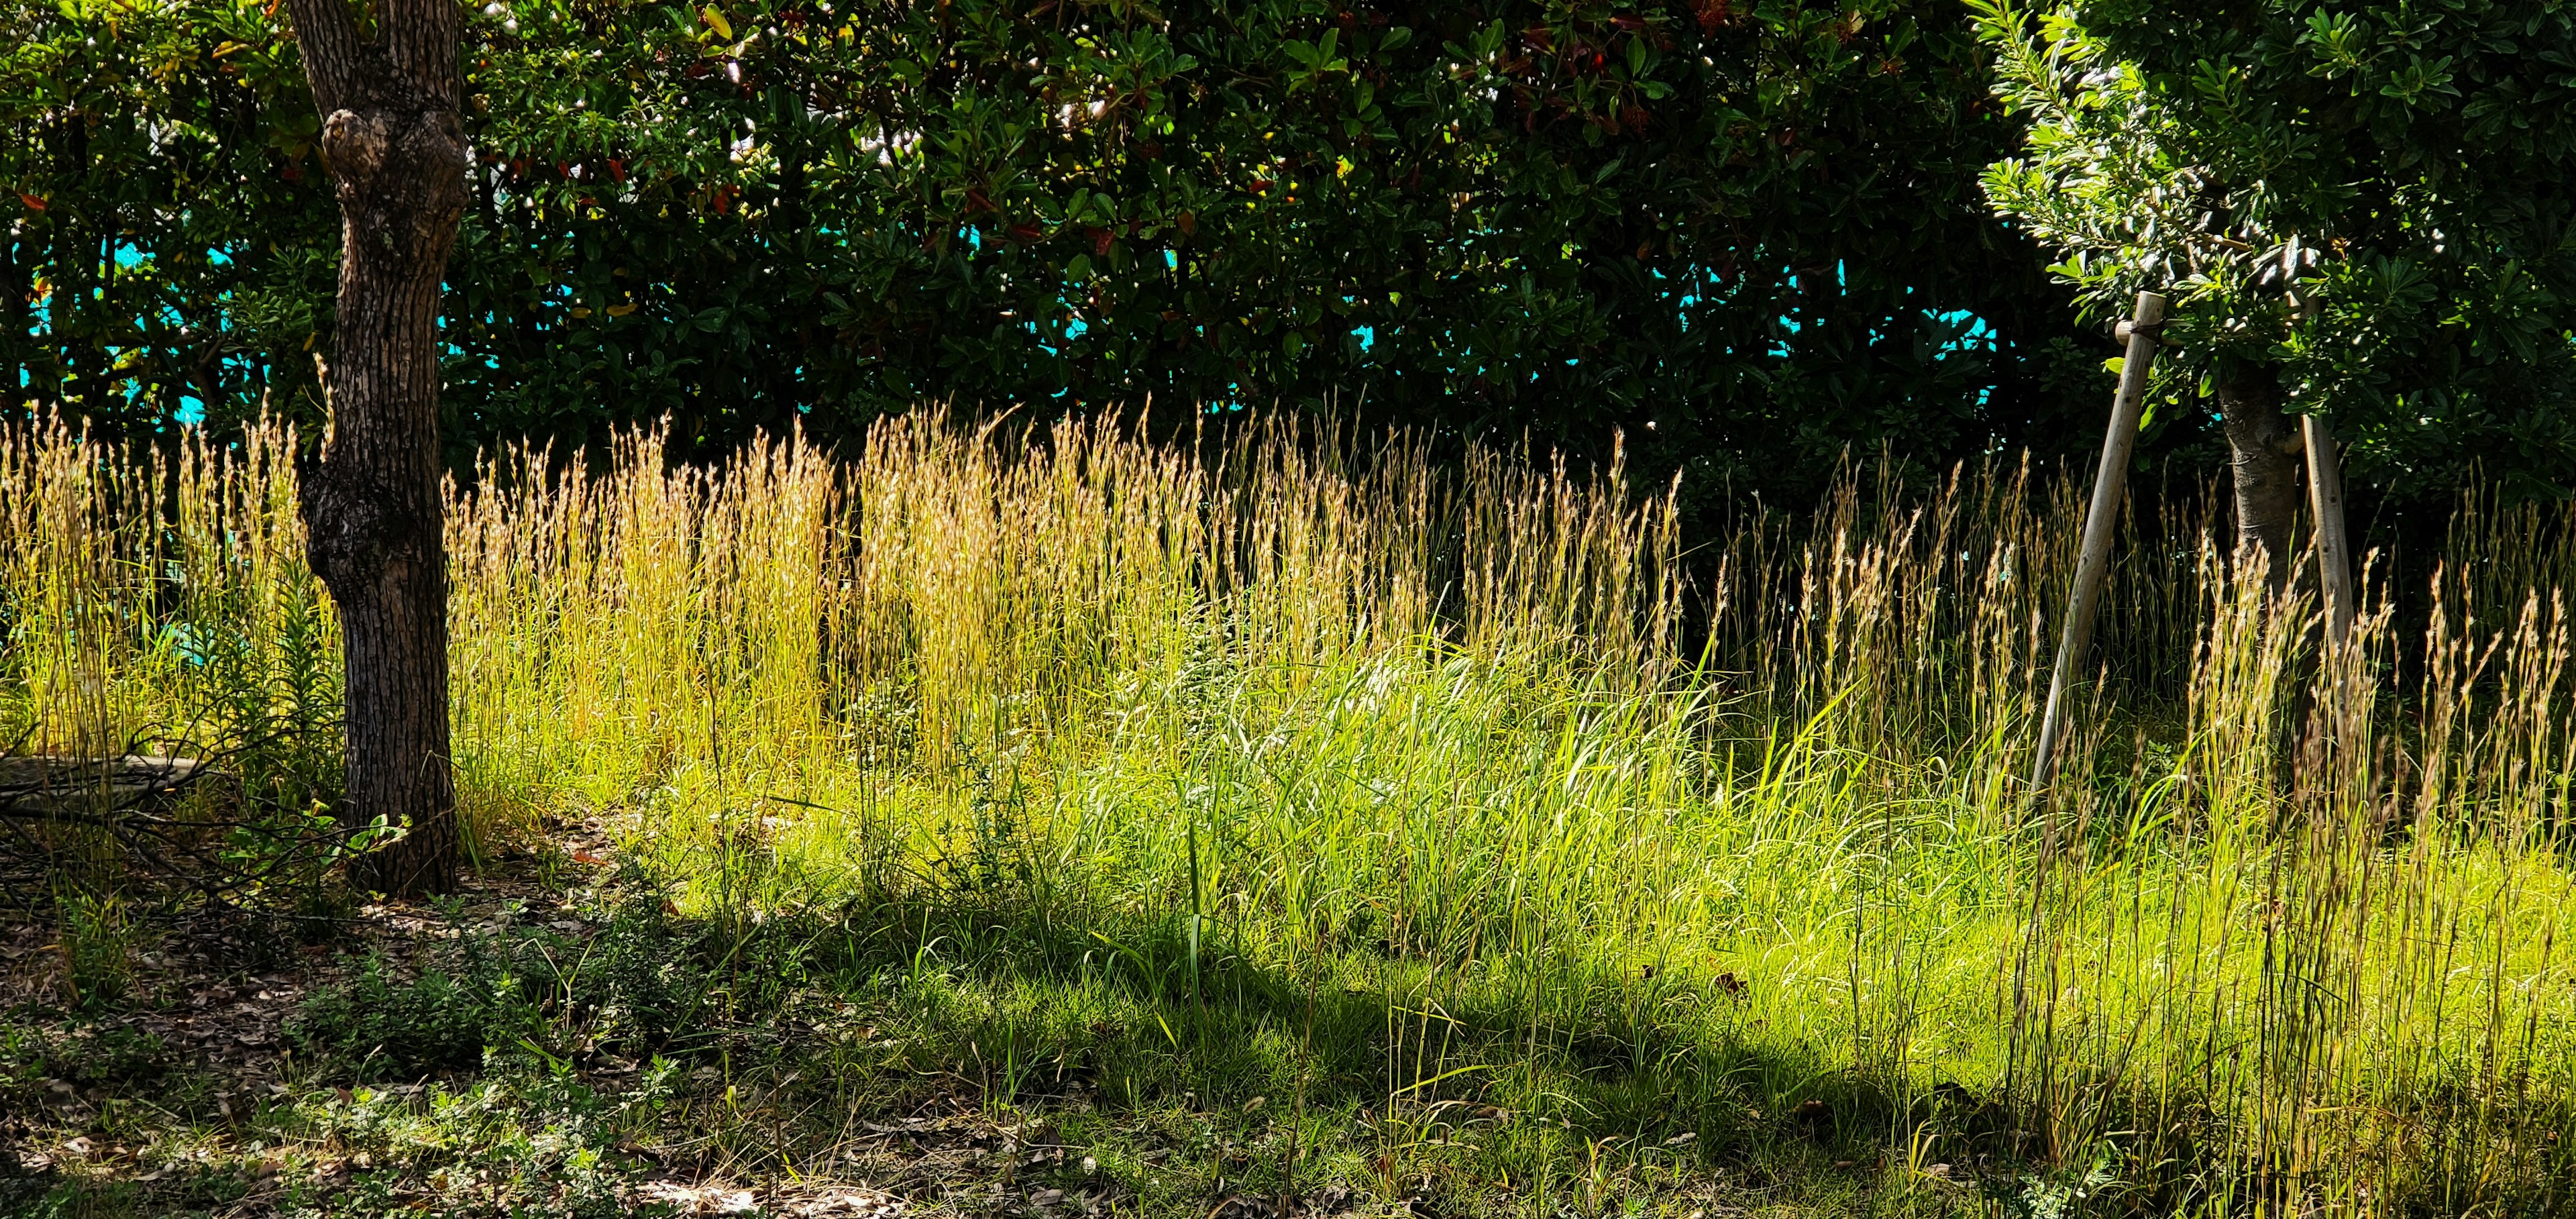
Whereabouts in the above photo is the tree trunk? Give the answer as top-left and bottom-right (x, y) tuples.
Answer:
(2217, 368), (2302, 594)
(284, 0), (468, 896)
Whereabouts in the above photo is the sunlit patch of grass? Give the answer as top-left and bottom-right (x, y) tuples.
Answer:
(6, 411), (2576, 1214)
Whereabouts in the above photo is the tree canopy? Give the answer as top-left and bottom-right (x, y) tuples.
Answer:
(1976, 0), (2576, 502)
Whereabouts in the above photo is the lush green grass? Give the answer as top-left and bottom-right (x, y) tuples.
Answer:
(5, 414), (2575, 1216)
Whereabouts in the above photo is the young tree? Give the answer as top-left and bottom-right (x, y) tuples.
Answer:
(283, 0), (467, 894)
(1974, 0), (2576, 581)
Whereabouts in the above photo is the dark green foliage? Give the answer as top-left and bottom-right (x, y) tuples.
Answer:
(5, 0), (2099, 500)
(287, 951), (531, 1075)
(0, 0), (339, 439)
(286, 900), (708, 1077)
(1978, 0), (2576, 500)
(0, 1020), (175, 1094)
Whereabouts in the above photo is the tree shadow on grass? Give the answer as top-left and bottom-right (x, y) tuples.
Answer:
(264, 878), (2576, 1218)
(753, 890), (2576, 1217)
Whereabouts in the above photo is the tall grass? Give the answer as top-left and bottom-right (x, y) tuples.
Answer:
(5, 411), (2573, 1213)
(0, 419), (339, 894)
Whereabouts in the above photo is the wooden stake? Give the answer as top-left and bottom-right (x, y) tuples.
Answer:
(2302, 413), (2353, 644)
(2029, 291), (2167, 798)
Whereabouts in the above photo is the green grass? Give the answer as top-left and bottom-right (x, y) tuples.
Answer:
(4, 413), (2575, 1216)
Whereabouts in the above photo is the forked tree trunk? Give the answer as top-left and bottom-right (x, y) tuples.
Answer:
(284, 0), (468, 895)
(2216, 368), (2302, 594)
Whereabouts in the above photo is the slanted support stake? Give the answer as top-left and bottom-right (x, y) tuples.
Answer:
(2029, 290), (2167, 800)
(2303, 413), (2353, 645)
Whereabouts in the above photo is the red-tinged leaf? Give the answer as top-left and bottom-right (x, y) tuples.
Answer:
(1089, 226), (1114, 256)
(572, 849), (608, 865)
(1009, 222), (1044, 243)
(16, 193), (42, 212)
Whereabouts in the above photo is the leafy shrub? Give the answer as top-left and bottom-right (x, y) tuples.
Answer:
(8, 0), (2101, 507)
(0, 1018), (176, 1094)
(568, 902), (710, 1055)
(287, 952), (535, 1077)
(288, 899), (710, 1079)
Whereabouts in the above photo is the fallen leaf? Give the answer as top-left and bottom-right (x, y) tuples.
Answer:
(637, 1181), (759, 1214)
(774, 1187), (906, 1216)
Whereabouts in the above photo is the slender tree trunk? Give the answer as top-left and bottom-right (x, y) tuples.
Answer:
(2217, 367), (2302, 594)
(284, 0), (468, 896)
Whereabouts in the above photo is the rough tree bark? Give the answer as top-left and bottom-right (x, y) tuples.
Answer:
(2216, 367), (2303, 594)
(283, 0), (467, 895)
